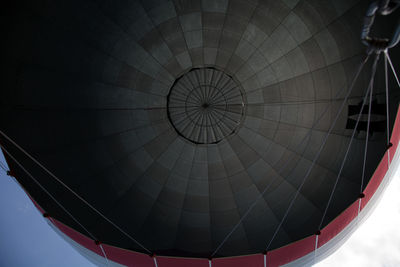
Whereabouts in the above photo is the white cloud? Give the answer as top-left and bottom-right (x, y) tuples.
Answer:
(314, 165), (400, 267)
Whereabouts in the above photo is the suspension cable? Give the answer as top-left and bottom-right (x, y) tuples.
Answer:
(0, 130), (152, 254)
(313, 234), (319, 265)
(357, 53), (380, 225)
(99, 244), (110, 266)
(385, 51), (400, 88)
(360, 59), (376, 195)
(385, 51), (391, 164)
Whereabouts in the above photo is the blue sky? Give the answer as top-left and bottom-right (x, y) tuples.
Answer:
(0, 150), (399, 267)
(0, 152), (95, 267)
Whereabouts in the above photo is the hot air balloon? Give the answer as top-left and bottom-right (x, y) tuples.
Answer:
(1, 0), (400, 266)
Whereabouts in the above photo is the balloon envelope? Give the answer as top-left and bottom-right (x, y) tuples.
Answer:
(1, 0), (399, 264)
